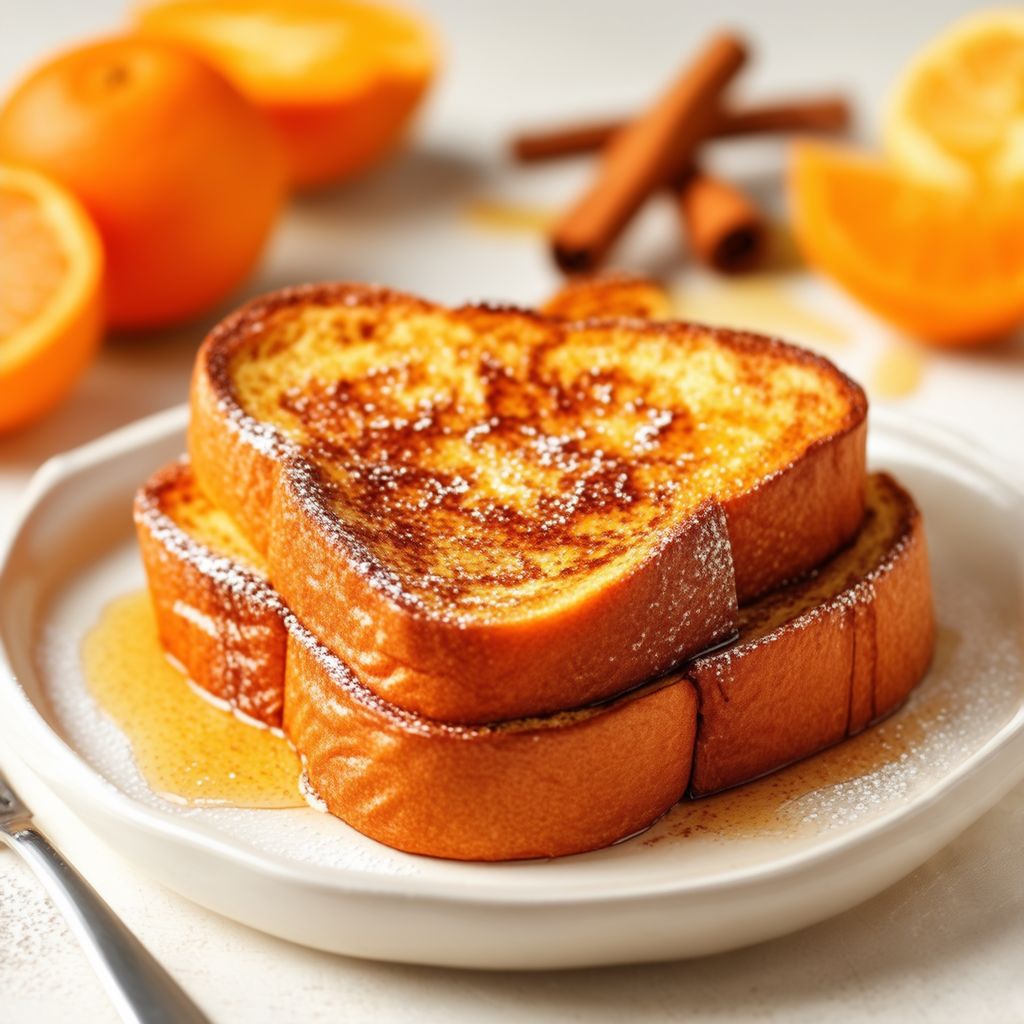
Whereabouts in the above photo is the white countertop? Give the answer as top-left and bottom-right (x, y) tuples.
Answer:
(2, 1), (1023, 1020)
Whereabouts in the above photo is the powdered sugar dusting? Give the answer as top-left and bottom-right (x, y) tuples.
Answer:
(298, 765), (328, 813)
(34, 522), (1024, 879)
(646, 573), (1023, 846)
(785, 587), (1019, 830)
(203, 293), (860, 622)
(0, 865), (84, 1004)
(134, 470), (283, 614)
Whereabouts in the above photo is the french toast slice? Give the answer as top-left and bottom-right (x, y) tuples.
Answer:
(134, 465), (932, 860)
(188, 283), (867, 722)
(135, 460), (287, 725)
(688, 469), (934, 794)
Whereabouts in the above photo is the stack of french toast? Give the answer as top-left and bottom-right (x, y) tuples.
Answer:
(134, 275), (934, 861)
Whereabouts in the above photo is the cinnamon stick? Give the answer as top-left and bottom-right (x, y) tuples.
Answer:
(552, 33), (748, 274)
(513, 95), (850, 162)
(675, 168), (765, 273)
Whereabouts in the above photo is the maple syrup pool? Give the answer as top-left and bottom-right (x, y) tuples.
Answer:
(82, 591), (301, 809)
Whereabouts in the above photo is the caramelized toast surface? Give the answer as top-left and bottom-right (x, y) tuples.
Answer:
(134, 465), (932, 859)
(189, 283), (867, 720)
(208, 289), (858, 616)
(688, 471), (934, 795)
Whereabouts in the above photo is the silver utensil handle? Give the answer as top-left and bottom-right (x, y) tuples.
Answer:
(5, 824), (210, 1024)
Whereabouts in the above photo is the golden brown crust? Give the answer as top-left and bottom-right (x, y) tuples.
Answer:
(688, 472), (934, 795)
(285, 624), (697, 861)
(865, 500), (935, 725)
(133, 462), (287, 726)
(547, 275), (868, 601)
(291, 473), (932, 857)
(188, 282), (866, 722)
(134, 463), (932, 860)
(190, 285), (742, 722)
(725, 412), (867, 601)
(272, 471), (735, 721)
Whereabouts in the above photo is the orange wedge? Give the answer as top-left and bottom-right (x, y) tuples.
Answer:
(790, 141), (1024, 346)
(0, 165), (103, 432)
(884, 10), (1024, 189)
(0, 36), (286, 330)
(135, 0), (438, 189)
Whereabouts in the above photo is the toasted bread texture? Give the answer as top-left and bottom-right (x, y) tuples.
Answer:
(135, 460), (287, 725)
(188, 283), (866, 721)
(542, 272), (674, 321)
(134, 464), (931, 859)
(688, 471), (934, 794)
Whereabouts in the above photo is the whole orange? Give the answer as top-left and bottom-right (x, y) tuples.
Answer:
(0, 36), (286, 329)
(0, 164), (104, 432)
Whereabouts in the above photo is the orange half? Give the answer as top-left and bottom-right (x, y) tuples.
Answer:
(135, 0), (438, 188)
(0, 164), (103, 432)
(790, 141), (1024, 346)
(884, 10), (1024, 189)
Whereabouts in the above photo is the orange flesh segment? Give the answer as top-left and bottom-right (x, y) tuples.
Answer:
(791, 142), (1024, 344)
(0, 186), (69, 341)
(904, 24), (1024, 176)
(814, 155), (1022, 285)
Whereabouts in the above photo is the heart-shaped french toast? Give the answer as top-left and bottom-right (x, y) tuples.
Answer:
(188, 283), (866, 722)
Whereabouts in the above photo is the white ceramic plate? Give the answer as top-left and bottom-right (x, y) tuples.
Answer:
(0, 405), (1022, 970)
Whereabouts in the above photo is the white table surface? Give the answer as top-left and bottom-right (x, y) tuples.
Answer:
(2, 1), (1023, 1020)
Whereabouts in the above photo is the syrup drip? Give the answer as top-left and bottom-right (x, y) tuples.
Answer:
(872, 344), (926, 398)
(463, 199), (555, 234)
(82, 592), (302, 808)
(673, 277), (847, 349)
